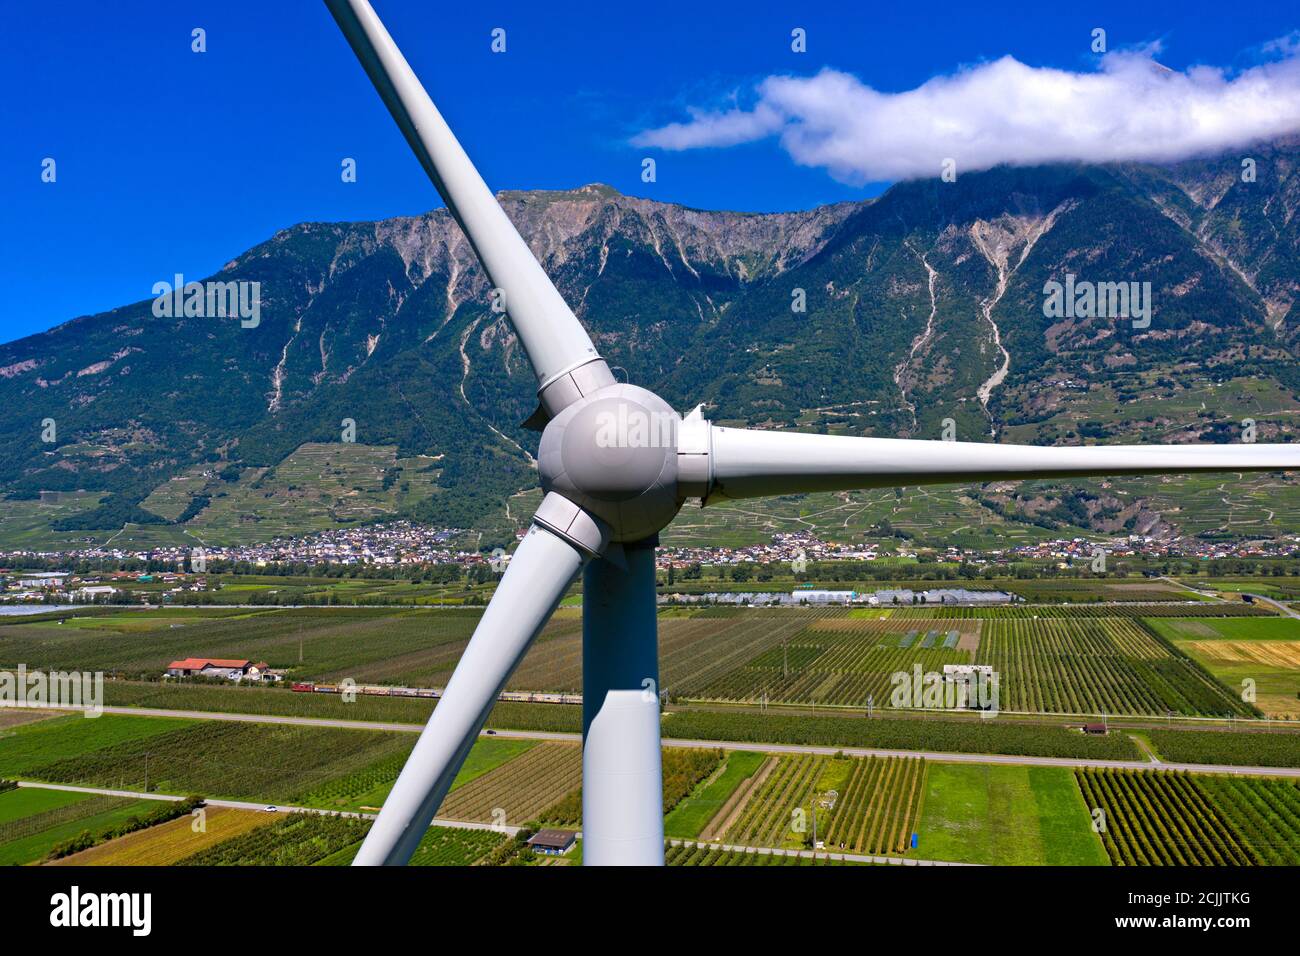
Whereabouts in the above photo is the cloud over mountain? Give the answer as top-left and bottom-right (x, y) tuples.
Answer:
(633, 41), (1300, 182)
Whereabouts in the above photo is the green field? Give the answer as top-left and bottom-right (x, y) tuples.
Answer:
(664, 750), (765, 839)
(298, 736), (534, 812)
(0, 713), (191, 779)
(1147, 728), (1300, 767)
(917, 763), (1108, 865)
(0, 788), (159, 865)
(4, 604), (1285, 726)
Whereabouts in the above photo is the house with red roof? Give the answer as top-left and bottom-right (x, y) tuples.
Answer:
(165, 658), (273, 681)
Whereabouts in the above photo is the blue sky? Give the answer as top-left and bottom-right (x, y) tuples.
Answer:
(2, 0), (1296, 343)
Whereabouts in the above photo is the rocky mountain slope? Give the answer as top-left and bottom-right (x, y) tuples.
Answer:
(3, 140), (1298, 547)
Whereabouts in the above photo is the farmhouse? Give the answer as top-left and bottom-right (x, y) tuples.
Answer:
(527, 829), (577, 856)
(165, 658), (273, 681)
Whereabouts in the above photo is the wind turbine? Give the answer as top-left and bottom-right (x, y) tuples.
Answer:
(324, 0), (1300, 866)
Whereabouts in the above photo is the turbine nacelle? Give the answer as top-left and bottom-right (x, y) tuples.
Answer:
(538, 384), (699, 543)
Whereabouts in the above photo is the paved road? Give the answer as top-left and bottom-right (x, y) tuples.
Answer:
(35, 703), (1300, 777)
(14, 780), (520, 836)
(1243, 593), (1300, 619)
(666, 838), (977, 866)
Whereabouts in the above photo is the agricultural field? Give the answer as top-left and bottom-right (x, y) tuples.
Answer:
(665, 842), (862, 865)
(722, 753), (827, 849)
(0, 787), (158, 865)
(0, 713), (422, 804)
(1076, 768), (1300, 866)
(99, 681), (585, 734)
(297, 736), (532, 813)
(47, 806), (268, 866)
(664, 750), (766, 839)
(661, 709), (1142, 760)
(1149, 616), (1300, 718)
(176, 812), (372, 866)
(1145, 728), (1300, 768)
(918, 764), (1108, 866)
(0, 713), (192, 780)
(0, 605), (1279, 726)
(977, 618), (1252, 717)
(859, 603), (1273, 620)
(820, 755), (926, 856)
(686, 617), (977, 706)
(438, 742), (581, 827)
(0, 709), (56, 732)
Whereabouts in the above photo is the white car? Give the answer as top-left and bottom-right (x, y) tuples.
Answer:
(264, 805), (279, 813)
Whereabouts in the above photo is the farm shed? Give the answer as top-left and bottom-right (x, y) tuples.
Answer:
(527, 829), (577, 856)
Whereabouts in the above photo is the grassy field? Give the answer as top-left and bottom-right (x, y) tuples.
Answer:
(663, 750), (766, 839)
(917, 764), (1108, 865)
(1146, 616), (1300, 717)
(0, 788), (158, 865)
(0, 713), (191, 779)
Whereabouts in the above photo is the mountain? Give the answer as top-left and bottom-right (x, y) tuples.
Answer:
(3, 141), (1300, 551)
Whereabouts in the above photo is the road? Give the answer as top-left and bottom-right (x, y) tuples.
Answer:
(34, 702), (1300, 777)
(1243, 593), (1300, 619)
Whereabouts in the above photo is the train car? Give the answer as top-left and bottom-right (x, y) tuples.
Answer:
(291, 682), (315, 693)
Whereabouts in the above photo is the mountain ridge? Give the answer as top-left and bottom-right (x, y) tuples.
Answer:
(3, 143), (1299, 550)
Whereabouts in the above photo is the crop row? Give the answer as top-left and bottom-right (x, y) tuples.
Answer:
(822, 756), (925, 855)
(21, 721), (413, 803)
(878, 604), (1272, 619)
(438, 742), (581, 826)
(662, 710), (1141, 760)
(665, 842), (858, 866)
(725, 754), (826, 847)
(1074, 769), (1275, 866)
(978, 618), (1250, 717)
(177, 812), (371, 866)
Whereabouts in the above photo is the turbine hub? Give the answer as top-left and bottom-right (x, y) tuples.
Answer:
(537, 384), (684, 542)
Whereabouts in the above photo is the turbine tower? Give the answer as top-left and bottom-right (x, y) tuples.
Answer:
(324, 0), (1300, 866)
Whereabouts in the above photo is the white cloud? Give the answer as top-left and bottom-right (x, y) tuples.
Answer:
(632, 45), (1300, 182)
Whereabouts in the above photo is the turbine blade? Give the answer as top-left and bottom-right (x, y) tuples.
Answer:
(708, 427), (1300, 500)
(352, 513), (589, 865)
(324, 0), (604, 389)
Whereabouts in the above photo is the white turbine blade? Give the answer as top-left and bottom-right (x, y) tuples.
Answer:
(324, 0), (601, 385)
(352, 516), (588, 865)
(708, 426), (1300, 500)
